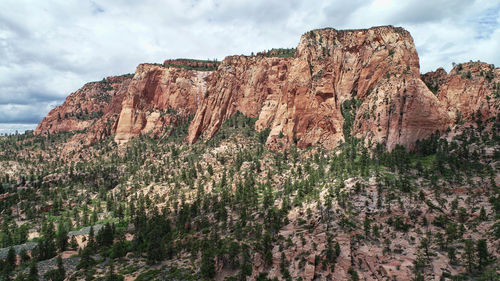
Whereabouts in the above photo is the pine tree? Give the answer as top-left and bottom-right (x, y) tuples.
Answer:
(363, 216), (371, 237)
(262, 232), (273, 266)
(238, 244), (252, 281)
(56, 255), (65, 279)
(69, 236), (78, 250)
(477, 239), (488, 270)
(348, 267), (359, 281)
(87, 226), (95, 250)
(479, 207), (487, 221)
(26, 262), (38, 281)
(77, 247), (94, 270)
(6, 247), (16, 271)
(419, 237), (431, 261)
(228, 241), (240, 269)
(105, 260), (123, 281)
(325, 237), (339, 270)
(447, 247), (457, 265)
(111, 240), (128, 259)
(97, 223), (114, 247)
(200, 247), (216, 279)
(463, 239), (476, 273)
(43, 255), (65, 281)
(335, 241), (341, 257)
(56, 224), (68, 252)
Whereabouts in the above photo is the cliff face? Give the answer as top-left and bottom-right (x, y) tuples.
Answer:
(188, 26), (450, 150)
(113, 64), (209, 144)
(34, 75), (132, 142)
(422, 62), (499, 125)
(35, 26), (499, 151)
(186, 55), (293, 145)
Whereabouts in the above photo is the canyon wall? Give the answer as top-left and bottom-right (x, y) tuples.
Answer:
(187, 26), (451, 150)
(113, 64), (209, 144)
(35, 26), (499, 150)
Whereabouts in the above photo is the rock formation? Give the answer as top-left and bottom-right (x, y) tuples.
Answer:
(186, 55), (293, 146)
(422, 62), (499, 125)
(188, 26), (451, 150)
(34, 75), (132, 143)
(113, 64), (209, 144)
(35, 25), (499, 151)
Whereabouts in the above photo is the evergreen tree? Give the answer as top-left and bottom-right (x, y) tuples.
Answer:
(6, 247), (16, 271)
(56, 255), (65, 280)
(447, 247), (457, 265)
(348, 267), (360, 281)
(111, 240), (128, 259)
(238, 244), (252, 281)
(363, 216), (371, 237)
(97, 223), (114, 248)
(200, 247), (216, 279)
(56, 224), (68, 252)
(104, 260), (123, 281)
(69, 236), (78, 250)
(227, 241), (240, 269)
(463, 239), (476, 273)
(19, 249), (30, 265)
(87, 226), (95, 250)
(477, 239), (488, 270)
(262, 232), (273, 266)
(77, 247), (94, 270)
(43, 256), (65, 281)
(26, 262), (38, 281)
(479, 207), (487, 221)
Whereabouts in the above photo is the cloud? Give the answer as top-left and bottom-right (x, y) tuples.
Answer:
(0, 123), (37, 135)
(0, 0), (498, 132)
(0, 102), (58, 124)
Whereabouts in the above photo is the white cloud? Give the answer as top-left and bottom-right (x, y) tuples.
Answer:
(0, 0), (498, 132)
(0, 123), (37, 135)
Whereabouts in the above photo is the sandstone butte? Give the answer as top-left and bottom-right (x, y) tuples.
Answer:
(34, 26), (500, 151)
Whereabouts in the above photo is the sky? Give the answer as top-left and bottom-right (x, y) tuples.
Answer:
(0, 0), (499, 134)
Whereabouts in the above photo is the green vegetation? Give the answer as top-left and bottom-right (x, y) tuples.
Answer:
(0, 108), (498, 280)
(261, 48), (296, 58)
(163, 59), (220, 71)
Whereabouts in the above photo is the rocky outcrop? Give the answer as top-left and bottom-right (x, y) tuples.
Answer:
(422, 62), (499, 124)
(114, 64), (210, 144)
(35, 63), (212, 145)
(35, 26), (499, 151)
(185, 55), (293, 145)
(34, 75), (132, 142)
(188, 26), (450, 150)
(421, 67), (447, 95)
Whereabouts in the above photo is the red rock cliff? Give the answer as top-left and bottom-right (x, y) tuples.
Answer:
(422, 62), (499, 125)
(35, 26), (499, 151)
(34, 75), (132, 142)
(113, 64), (210, 144)
(187, 26), (451, 150)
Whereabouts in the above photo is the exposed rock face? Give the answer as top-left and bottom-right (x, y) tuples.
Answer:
(36, 26), (499, 151)
(35, 75), (132, 142)
(186, 55), (293, 145)
(423, 62), (499, 124)
(421, 67), (447, 95)
(114, 64), (210, 144)
(188, 26), (450, 150)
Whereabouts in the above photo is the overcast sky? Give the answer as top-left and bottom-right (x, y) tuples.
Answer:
(0, 0), (499, 134)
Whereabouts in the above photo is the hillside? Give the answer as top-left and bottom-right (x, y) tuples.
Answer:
(0, 26), (498, 281)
